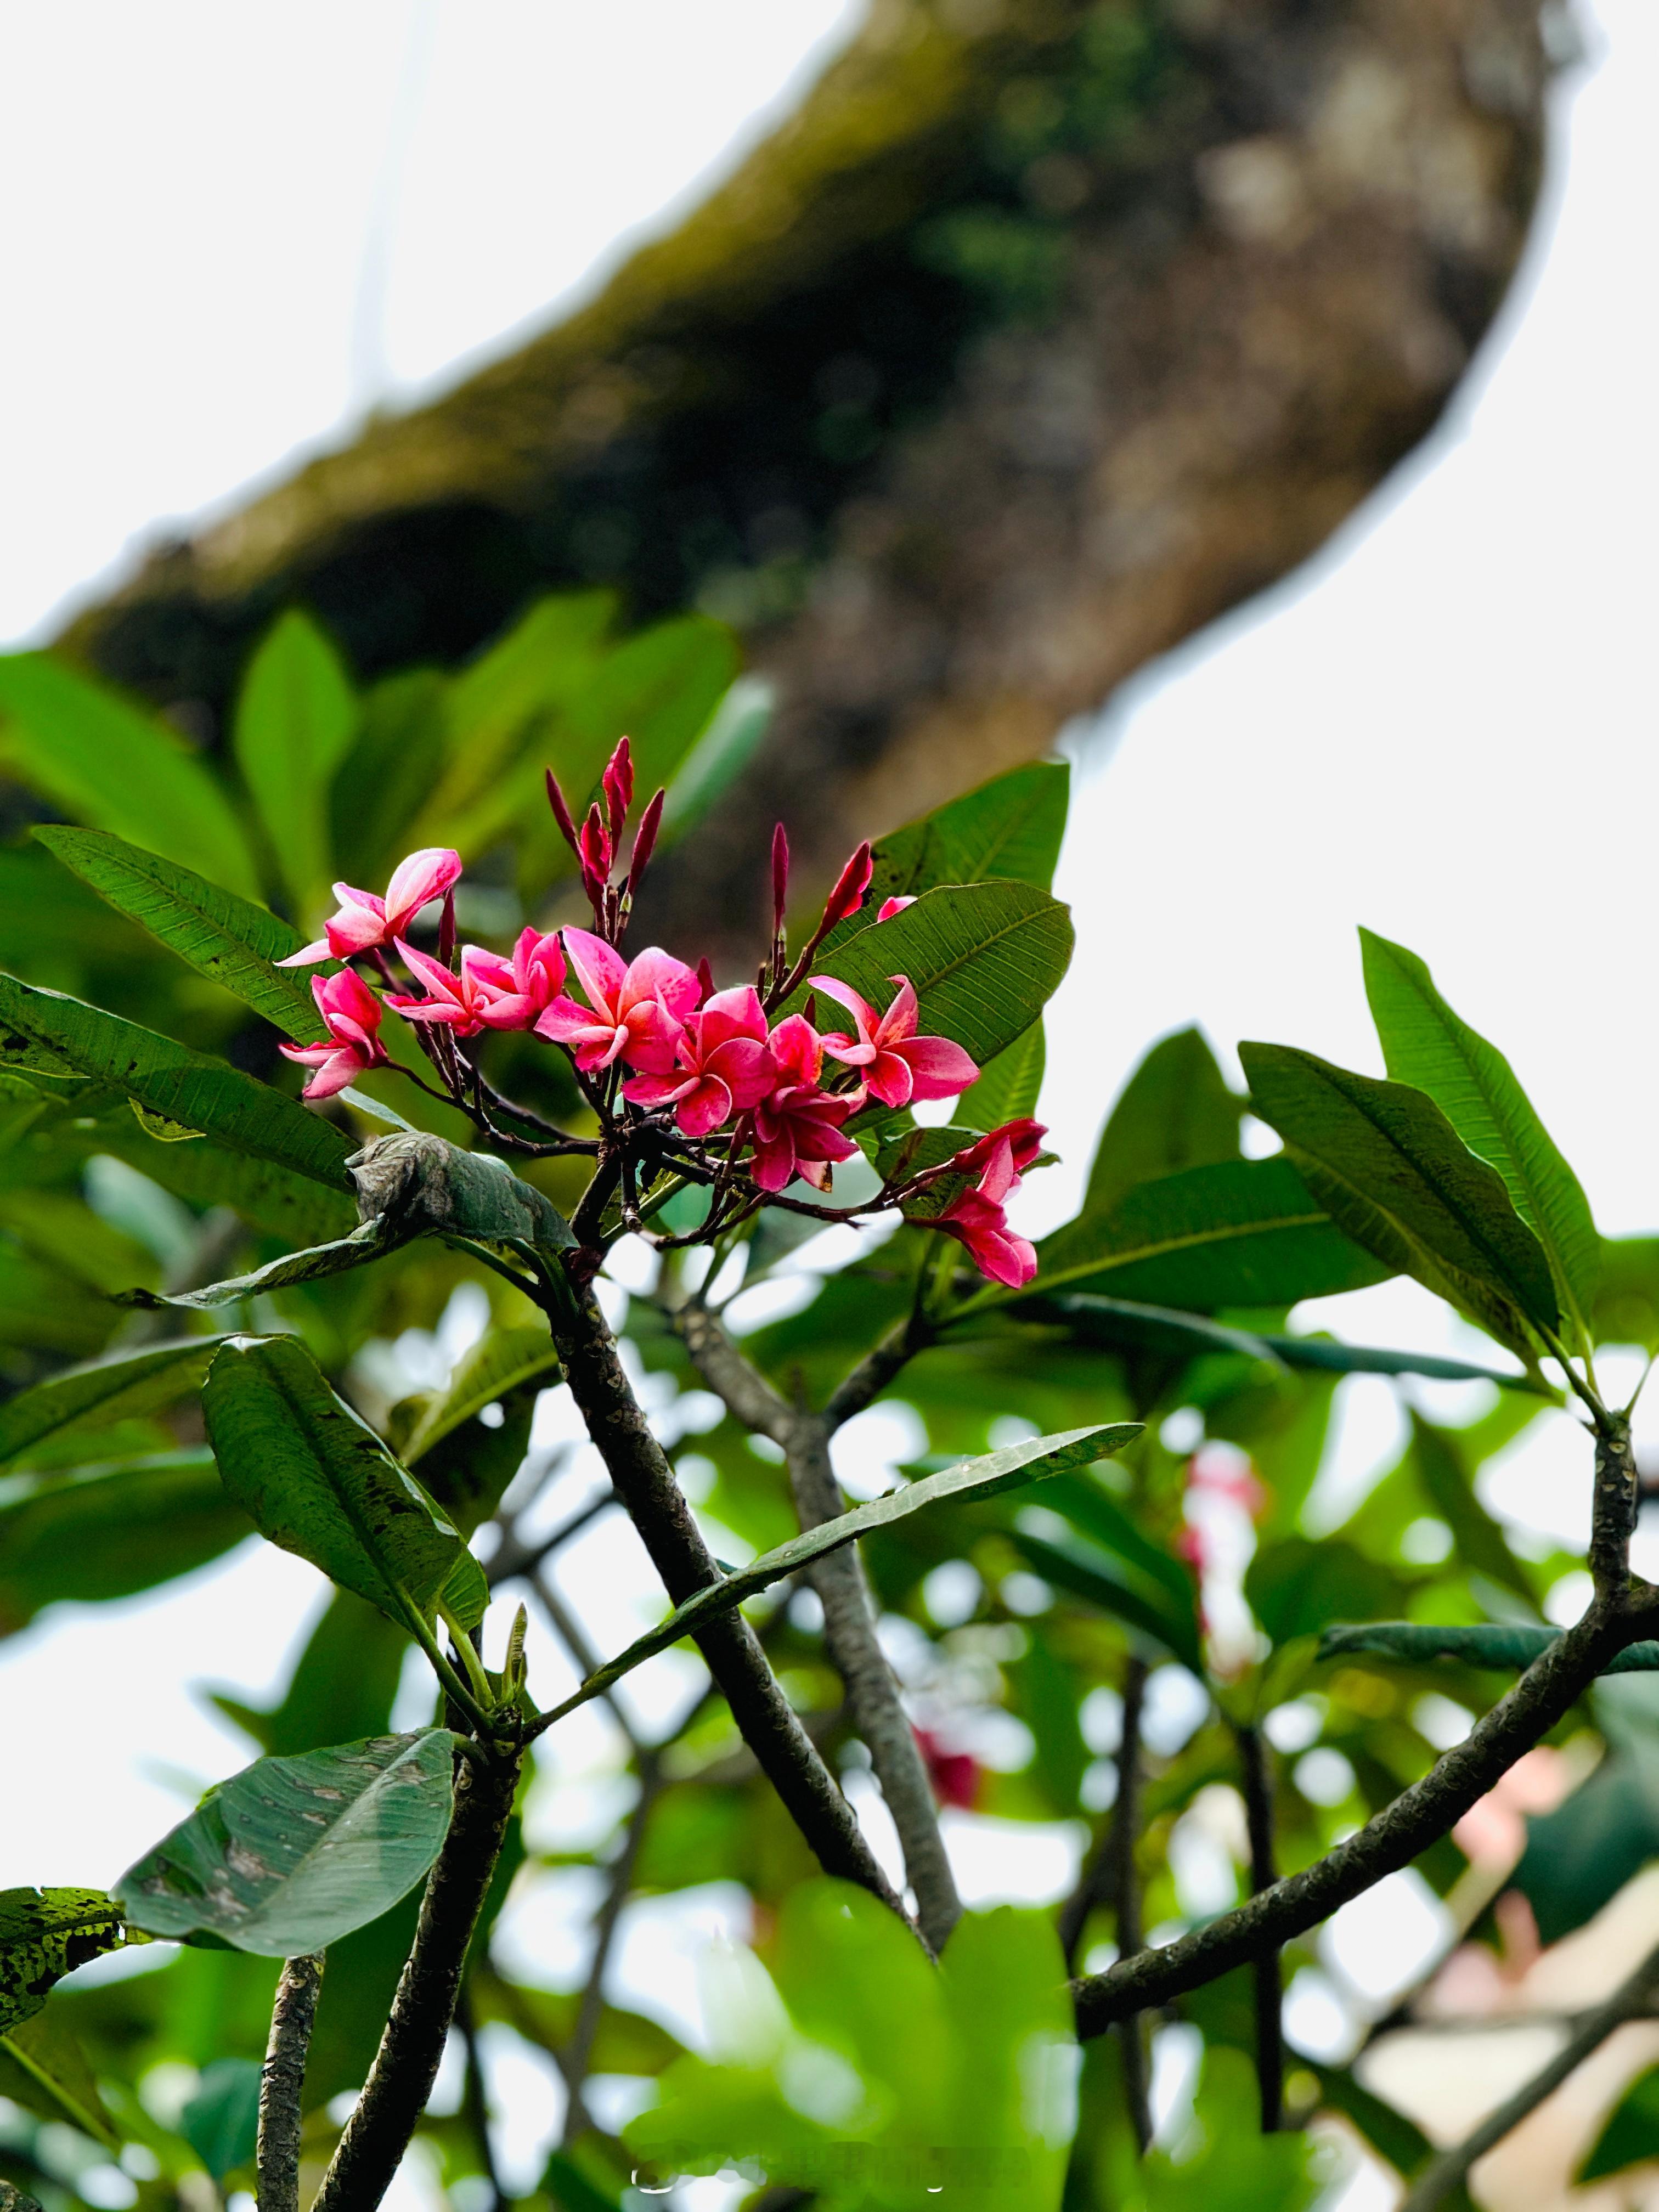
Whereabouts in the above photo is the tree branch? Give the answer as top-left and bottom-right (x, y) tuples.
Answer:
(1071, 1596), (1644, 2037)
(487, 1485), (617, 1589)
(256, 1951), (325, 2212)
(1234, 1722), (1283, 2132)
(676, 1295), (957, 1947)
(550, 1282), (910, 1922)
(1401, 1935), (1659, 2210)
(312, 1745), (522, 2212)
(823, 1311), (932, 1429)
(1590, 1414), (1638, 1592)
(787, 1417), (960, 1951)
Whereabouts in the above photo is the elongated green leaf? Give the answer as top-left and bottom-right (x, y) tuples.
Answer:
(0, 656), (257, 896)
(803, 881), (1073, 1070)
(1037, 1471), (1195, 1615)
(96, 1115), (357, 1246)
(0, 1451), (251, 1635)
(115, 1730), (456, 1955)
(204, 1335), (487, 1632)
(400, 1326), (561, 1465)
(428, 591), (615, 820)
(1084, 1026), (1241, 1218)
(1320, 1621), (1659, 1674)
(35, 827), (322, 1036)
(0, 2007), (120, 2148)
(1010, 1155), (1389, 1313)
(0, 1339), (221, 1469)
(1241, 1042), (1558, 1353)
(658, 676), (774, 838)
(0, 1187), (157, 1295)
(1361, 928), (1599, 1345)
(1008, 1525), (1202, 1670)
(867, 761), (1070, 905)
(958, 1019), (1045, 1131)
(0, 1890), (126, 2036)
(330, 668), (450, 884)
(538, 1425), (1137, 1726)
(122, 1218), (402, 1310)
(1408, 1411), (1536, 1606)
(0, 974), (352, 1192)
(233, 612), (358, 913)
(1579, 2063), (1659, 2183)
(181, 2056), (263, 2180)
(1042, 1293), (1537, 1389)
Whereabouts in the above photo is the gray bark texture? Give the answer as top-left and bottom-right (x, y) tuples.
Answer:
(61, 0), (1555, 957)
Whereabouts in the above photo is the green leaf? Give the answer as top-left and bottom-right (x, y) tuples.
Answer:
(0, 1451), (252, 1637)
(957, 1019), (1045, 1131)
(544, 1424), (1138, 1722)
(233, 612), (358, 913)
(658, 676), (774, 839)
(0, 1890), (126, 2036)
(0, 2006), (120, 2148)
(122, 1218), (402, 1310)
(180, 2055), (263, 2180)
(1007, 1525), (1203, 1670)
(1246, 1537), (1403, 1647)
(1408, 1411), (1537, 1607)
(204, 1334), (488, 1633)
(804, 880), (1074, 1069)
(329, 668), (450, 885)
(1595, 1235), (1659, 1351)
(35, 826), (322, 1036)
(0, 974), (353, 1193)
(0, 653), (259, 898)
(115, 1730), (456, 1955)
(1579, 2061), (1659, 2182)
(399, 1325), (561, 1465)
(1043, 1293), (1536, 1389)
(1362, 929), (1599, 1346)
(94, 1114), (357, 1247)
(1240, 1042), (1558, 1354)
(1318, 1622), (1659, 1674)
(1084, 1027), (1242, 1218)
(1015, 1155), (1389, 1312)
(866, 760), (1070, 905)
(0, 1338), (221, 1469)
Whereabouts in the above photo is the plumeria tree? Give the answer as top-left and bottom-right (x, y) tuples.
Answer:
(3, 604), (1659, 2210)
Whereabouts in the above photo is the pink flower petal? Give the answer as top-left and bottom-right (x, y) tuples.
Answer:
(561, 928), (627, 1018)
(383, 848), (462, 928)
(894, 1034), (978, 1102)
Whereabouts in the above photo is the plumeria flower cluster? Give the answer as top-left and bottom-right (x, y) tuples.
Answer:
(275, 737), (1042, 1286)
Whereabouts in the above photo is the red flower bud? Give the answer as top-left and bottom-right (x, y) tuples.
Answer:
(545, 768), (582, 861)
(580, 804), (612, 884)
(771, 823), (789, 936)
(821, 840), (873, 932)
(602, 735), (634, 837)
(628, 787), (665, 896)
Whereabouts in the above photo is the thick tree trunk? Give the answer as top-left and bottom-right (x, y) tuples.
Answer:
(62, 0), (1553, 954)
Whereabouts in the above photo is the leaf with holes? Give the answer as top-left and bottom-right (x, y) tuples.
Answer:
(114, 1731), (456, 1956)
(0, 1891), (127, 2036)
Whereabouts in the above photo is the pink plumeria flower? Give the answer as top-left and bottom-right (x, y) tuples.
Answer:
(934, 1130), (1037, 1288)
(386, 928), (568, 1038)
(624, 986), (776, 1137)
(751, 1014), (859, 1192)
(876, 895), (916, 922)
(535, 928), (698, 1074)
(947, 1118), (1046, 1180)
(808, 972), (978, 1110)
(279, 970), (391, 1100)
(278, 848), (462, 967)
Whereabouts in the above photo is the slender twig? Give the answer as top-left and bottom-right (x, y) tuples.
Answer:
(675, 1295), (958, 1946)
(531, 1565), (642, 1752)
(312, 1745), (522, 2212)
(545, 1282), (911, 1923)
(1401, 1935), (1659, 2209)
(256, 1951), (325, 2212)
(561, 1752), (665, 2146)
(487, 1487), (618, 1589)
(1234, 1722), (1282, 2131)
(1058, 1656), (1150, 2145)
(455, 1983), (508, 2212)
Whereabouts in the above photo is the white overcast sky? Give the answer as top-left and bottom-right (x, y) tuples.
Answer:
(0, 3), (1655, 2185)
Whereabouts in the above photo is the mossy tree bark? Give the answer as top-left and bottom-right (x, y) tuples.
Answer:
(63, 0), (1554, 957)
